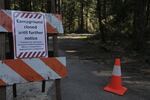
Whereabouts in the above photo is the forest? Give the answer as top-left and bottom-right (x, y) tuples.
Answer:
(1, 0), (150, 55)
(0, 1), (150, 100)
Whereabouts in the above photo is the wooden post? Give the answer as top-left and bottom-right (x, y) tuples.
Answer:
(0, 34), (6, 59)
(55, 79), (62, 100)
(0, 1), (7, 100)
(53, 35), (58, 56)
(0, 33), (6, 100)
(53, 34), (62, 100)
(51, 2), (62, 99)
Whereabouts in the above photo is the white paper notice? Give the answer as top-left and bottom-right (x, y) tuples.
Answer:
(12, 11), (48, 59)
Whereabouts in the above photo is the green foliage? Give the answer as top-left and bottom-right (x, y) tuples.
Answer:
(9, 0), (49, 12)
(5, 0), (150, 50)
(5, 0), (149, 33)
(62, 0), (98, 33)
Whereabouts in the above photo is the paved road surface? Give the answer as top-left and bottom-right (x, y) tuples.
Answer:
(59, 35), (150, 100)
(5, 34), (150, 100)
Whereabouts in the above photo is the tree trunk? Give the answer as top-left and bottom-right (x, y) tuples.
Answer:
(47, 0), (51, 13)
(146, 0), (150, 26)
(0, 0), (5, 9)
(102, 0), (107, 43)
(97, 0), (106, 43)
(80, 0), (84, 32)
(4, 0), (10, 9)
(133, 0), (147, 51)
(103, 0), (106, 19)
(58, 0), (61, 13)
(51, 0), (56, 13)
(86, 9), (89, 32)
(97, 0), (101, 32)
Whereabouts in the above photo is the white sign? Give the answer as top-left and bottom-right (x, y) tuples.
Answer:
(12, 11), (48, 59)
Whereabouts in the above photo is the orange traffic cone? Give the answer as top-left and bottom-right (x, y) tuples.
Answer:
(104, 58), (127, 95)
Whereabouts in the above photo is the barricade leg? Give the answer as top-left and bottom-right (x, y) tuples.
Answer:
(55, 79), (62, 100)
(0, 32), (6, 100)
(0, 86), (6, 100)
(53, 33), (62, 100)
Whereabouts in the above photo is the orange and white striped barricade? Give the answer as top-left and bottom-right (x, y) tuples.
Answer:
(0, 10), (66, 99)
(0, 57), (67, 86)
(0, 10), (64, 33)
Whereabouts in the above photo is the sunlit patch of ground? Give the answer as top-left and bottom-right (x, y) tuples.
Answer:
(58, 33), (94, 39)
